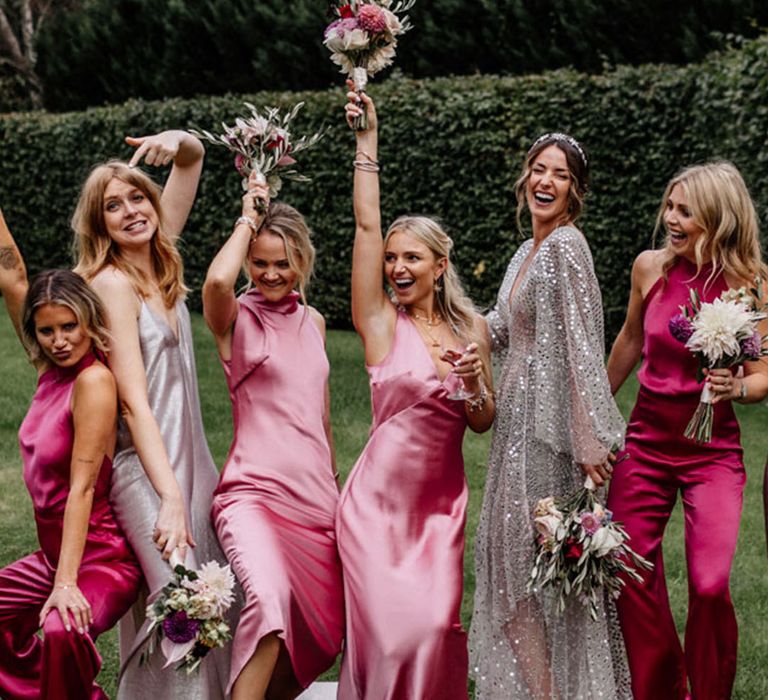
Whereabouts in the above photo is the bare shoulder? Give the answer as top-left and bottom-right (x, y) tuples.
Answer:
(633, 249), (664, 281)
(90, 267), (140, 312)
(75, 361), (116, 395)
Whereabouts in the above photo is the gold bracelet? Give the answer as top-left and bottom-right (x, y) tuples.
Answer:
(54, 582), (77, 590)
(352, 159), (381, 172)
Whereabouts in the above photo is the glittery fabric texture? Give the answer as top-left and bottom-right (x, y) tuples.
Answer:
(469, 227), (631, 699)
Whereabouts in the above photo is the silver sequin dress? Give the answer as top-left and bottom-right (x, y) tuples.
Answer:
(469, 227), (631, 699)
(110, 301), (233, 699)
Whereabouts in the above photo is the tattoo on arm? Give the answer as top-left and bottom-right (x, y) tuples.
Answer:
(0, 246), (19, 271)
(76, 458), (96, 464)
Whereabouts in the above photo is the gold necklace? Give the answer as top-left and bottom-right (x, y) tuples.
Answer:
(409, 310), (443, 327)
(408, 312), (443, 347)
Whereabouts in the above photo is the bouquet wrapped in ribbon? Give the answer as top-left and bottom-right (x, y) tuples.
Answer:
(143, 557), (236, 674)
(668, 283), (767, 443)
(190, 102), (324, 209)
(528, 475), (652, 621)
(323, 0), (415, 130)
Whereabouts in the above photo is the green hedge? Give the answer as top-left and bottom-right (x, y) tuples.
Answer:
(2, 37), (768, 335)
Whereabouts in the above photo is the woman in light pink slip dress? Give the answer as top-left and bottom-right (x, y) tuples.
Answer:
(204, 174), (344, 700)
(337, 90), (495, 699)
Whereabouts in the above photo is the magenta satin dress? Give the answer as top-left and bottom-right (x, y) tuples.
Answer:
(336, 310), (470, 700)
(0, 352), (142, 700)
(607, 257), (744, 700)
(211, 290), (344, 693)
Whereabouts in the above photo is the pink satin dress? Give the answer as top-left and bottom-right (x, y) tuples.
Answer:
(336, 310), (470, 700)
(211, 290), (344, 693)
(607, 257), (744, 700)
(0, 352), (142, 700)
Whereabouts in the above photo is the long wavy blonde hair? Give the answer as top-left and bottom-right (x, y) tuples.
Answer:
(385, 216), (490, 385)
(654, 161), (766, 287)
(72, 161), (187, 307)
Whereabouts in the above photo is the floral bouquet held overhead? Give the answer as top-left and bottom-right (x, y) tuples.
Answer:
(529, 475), (653, 621)
(143, 557), (236, 674)
(189, 102), (324, 212)
(669, 283), (767, 443)
(324, 0), (416, 130)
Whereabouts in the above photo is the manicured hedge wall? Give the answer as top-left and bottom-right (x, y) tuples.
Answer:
(1, 37), (768, 335)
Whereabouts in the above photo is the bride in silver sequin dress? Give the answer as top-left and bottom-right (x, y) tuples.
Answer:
(468, 134), (631, 699)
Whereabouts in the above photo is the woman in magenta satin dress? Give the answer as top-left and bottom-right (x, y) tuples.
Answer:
(338, 91), (495, 699)
(0, 211), (141, 700)
(606, 162), (768, 700)
(203, 174), (343, 699)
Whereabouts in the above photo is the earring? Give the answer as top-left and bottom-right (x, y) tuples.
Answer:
(434, 277), (443, 293)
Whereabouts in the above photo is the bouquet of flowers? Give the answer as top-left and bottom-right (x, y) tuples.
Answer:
(528, 476), (652, 621)
(143, 558), (236, 674)
(189, 102), (324, 210)
(668, 283), (767, 443)
(323, 0), (416, 130)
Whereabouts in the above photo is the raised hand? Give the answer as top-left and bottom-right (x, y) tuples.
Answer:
(126, 131), (186, 168)
(345, 79), (378, 133)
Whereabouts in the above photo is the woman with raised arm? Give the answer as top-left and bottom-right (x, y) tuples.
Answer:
(0, 209), (141, 699)
(468, 134), (630, 699)
(338, 91), (494, 699)
(605, 162), (768, 700)
(202, 175), (344, 700)
(72, 132), (234, 698)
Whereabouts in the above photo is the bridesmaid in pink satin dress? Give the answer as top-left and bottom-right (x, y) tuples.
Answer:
(204, 176), (343, 699)
(338, 91), (495, 699)
(0, 213), (141, 700)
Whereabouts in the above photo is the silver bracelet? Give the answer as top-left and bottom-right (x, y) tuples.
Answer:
(235, 215), (258, 232)
(465, 383), (489, 412)
(353, 160), (381, 172)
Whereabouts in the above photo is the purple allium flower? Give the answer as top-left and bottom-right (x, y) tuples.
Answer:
(162, 611), (200, 644)
(669, 313), (694, 343)
(357, 4), (388, 33)
(580, 511), (601, 535)
(740, 330), (762, 359)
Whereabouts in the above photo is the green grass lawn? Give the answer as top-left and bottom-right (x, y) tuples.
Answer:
(0, 311), (766, 697)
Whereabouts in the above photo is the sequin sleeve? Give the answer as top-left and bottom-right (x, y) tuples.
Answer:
(484, 241), (532, 361)
(531, 227), (625, 465)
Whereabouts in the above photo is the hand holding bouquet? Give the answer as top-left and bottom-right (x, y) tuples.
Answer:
(190, 102), (324, 211)
(143, 557), (236, 674)
(668, 283), (767, 442)
(324, 0), (415, 130)
(528, 475), (652, 621)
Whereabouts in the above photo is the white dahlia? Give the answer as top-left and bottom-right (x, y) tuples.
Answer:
(686, 298), (755, 364)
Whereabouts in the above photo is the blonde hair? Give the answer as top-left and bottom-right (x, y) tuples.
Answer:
(384, 216), (490, 384)
(515, 135), (589, 234)
(653, 161), (766, 286)
(22, 269), (110, 364)
(72, 161), (187, 307)
(246, 202), (315, 306)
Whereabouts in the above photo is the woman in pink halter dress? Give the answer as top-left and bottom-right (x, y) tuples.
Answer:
(0, 215), (141, 700)
(606, 162), (768, 700)
(338, 90), (495, 699)
(204, 176), (343, 699)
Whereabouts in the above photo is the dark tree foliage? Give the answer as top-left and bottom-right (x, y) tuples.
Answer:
(30, 0), (768, 111)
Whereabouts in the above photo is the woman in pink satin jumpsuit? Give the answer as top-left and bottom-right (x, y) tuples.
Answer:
(203, 175), (344, 699)
(337, 89), (495, 699)
(0, 210), (141, 700)
(606, 162), (768, 700)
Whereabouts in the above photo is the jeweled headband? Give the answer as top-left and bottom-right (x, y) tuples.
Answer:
(530, 132), (588, 168)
